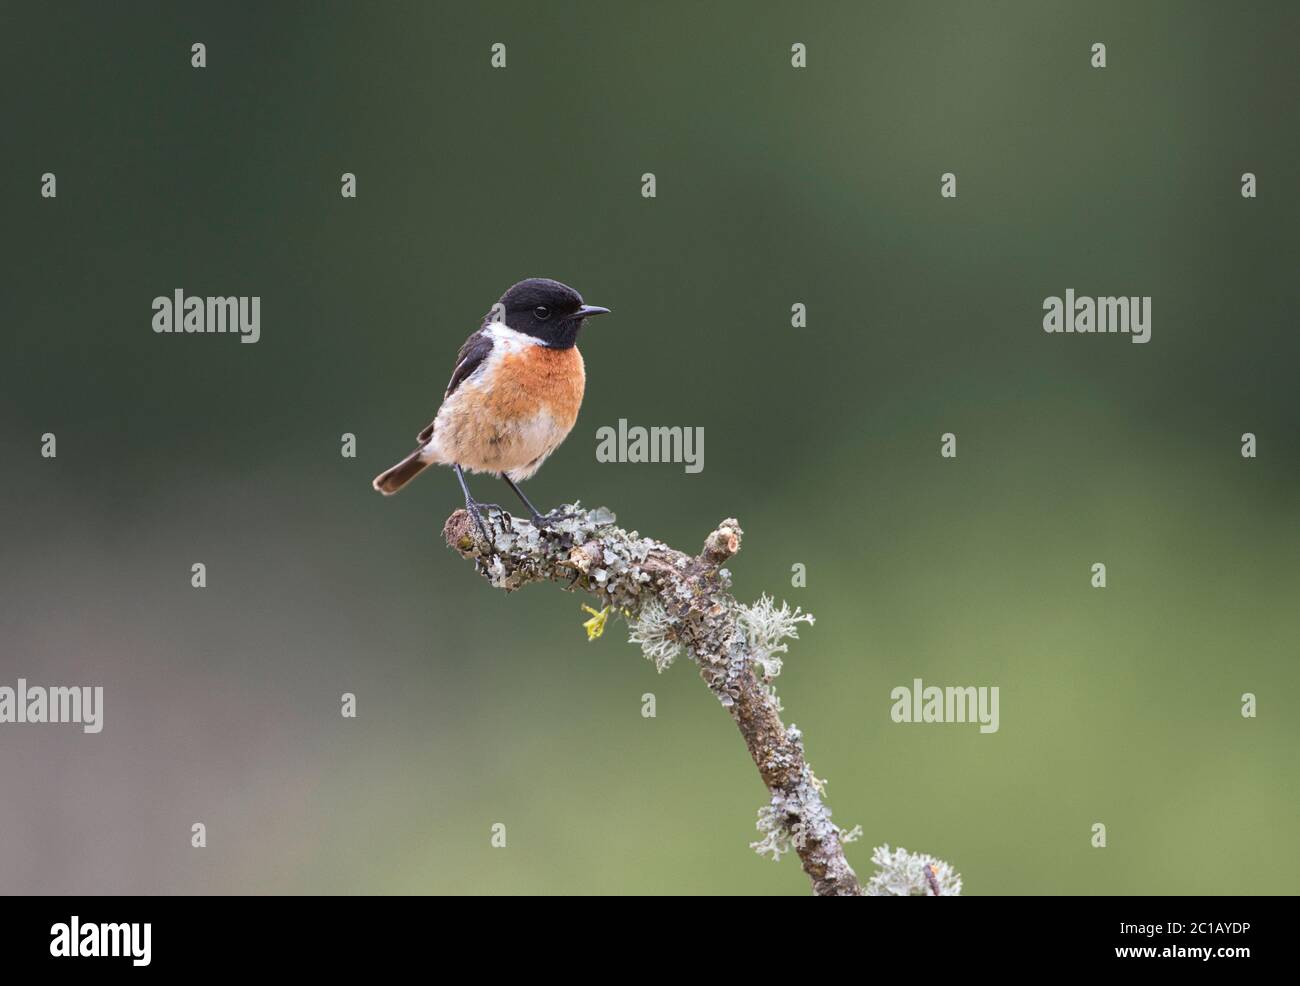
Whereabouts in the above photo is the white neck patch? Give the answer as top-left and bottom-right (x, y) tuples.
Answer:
(484, 321), (545, 350)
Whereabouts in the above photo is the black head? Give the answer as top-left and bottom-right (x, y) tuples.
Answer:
(487, 277), (610, 348)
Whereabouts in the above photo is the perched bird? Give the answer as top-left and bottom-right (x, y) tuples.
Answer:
(372, 277), (610, 539)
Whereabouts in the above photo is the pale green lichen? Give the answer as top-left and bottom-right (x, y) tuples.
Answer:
(735, 593), (815, 682)
(750, 775), (850, 863)
(864, 844), (963, 896)
(627, 598), (682, 672)
(749, 740), (858, 866)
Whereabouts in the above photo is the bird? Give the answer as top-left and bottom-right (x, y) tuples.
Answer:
(372, 277), (610, 541)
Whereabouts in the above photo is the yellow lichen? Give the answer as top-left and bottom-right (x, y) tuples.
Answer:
(581, 604), (610, 641)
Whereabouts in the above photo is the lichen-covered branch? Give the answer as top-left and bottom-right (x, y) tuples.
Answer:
(442, 503), (864, 896)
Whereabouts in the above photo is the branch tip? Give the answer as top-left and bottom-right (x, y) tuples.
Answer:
(702, 518), (743, 565)
(442, 508), (479, 556)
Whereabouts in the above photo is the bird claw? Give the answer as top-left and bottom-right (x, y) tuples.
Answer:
(531, 506), (579, 529)
(526, 508), (580, 551)
(474, 502), (512, 524)
(463, 500), (497, 545)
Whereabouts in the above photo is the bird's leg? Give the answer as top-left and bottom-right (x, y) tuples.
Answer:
(453, 464), (494, 544)
(502, 475), (551, 527)
(502, 476), (581, 529)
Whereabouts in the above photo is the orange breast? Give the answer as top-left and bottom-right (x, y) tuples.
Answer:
(491, 345), (585, 430)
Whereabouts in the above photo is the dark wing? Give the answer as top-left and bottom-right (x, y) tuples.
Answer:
(416, 329), (494, 444)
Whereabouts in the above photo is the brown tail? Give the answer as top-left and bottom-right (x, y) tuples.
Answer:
(372, 449), (430, 495)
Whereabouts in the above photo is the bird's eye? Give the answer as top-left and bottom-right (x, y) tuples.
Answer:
(533, 306), (551, 320)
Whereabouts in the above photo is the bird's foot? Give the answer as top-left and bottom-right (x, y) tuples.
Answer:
(528, 506), (581, 530)
(526, 509), (580, 551)
(473, 501), (512, 523)
(463, 498), (498, 544)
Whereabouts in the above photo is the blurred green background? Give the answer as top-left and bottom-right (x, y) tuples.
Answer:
(1, 1), (1296, 895)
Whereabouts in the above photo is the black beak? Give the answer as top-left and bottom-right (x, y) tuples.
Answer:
(576, 305), (611, 319)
